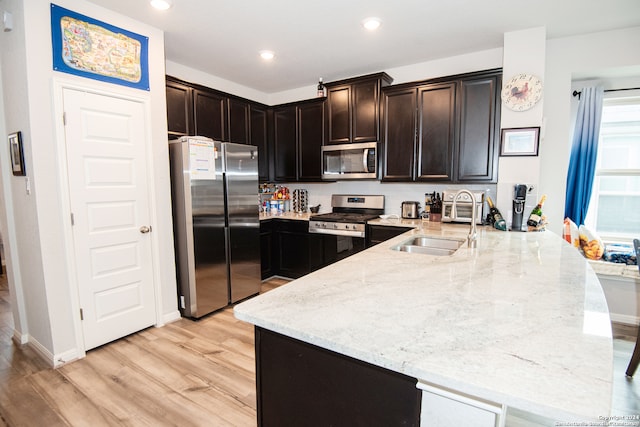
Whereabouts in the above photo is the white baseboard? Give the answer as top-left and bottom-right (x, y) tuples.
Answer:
(162, 310), (181, 325)
(610, 313), (640, 326)
(18, 334), (80, 368)
(12, 329), (28, 345)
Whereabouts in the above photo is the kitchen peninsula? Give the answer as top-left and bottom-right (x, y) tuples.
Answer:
(234, 223), (613, 426)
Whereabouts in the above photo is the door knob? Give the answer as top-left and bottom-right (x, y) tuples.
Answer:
(139, 225), (151, 233)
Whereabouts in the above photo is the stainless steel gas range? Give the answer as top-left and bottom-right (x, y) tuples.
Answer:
(309, 194), (384, 260)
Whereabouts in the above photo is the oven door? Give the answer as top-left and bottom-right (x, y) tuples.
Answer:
(314, 233), (366, 267)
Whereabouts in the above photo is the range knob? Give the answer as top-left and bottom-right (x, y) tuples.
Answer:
(333, 224), (338, 229)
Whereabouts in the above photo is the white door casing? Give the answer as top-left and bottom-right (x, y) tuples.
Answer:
(62, 88), (156, 351)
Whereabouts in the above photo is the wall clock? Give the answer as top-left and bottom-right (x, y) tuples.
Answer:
(501, 73), (543, 111)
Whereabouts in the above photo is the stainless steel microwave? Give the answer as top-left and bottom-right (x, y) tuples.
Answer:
(321, 142), (377, 180)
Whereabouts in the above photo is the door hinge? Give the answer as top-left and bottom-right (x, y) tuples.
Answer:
(70, 213), (75, 226)
(63, 112), (66, 126)
(80, 308), (84, 320)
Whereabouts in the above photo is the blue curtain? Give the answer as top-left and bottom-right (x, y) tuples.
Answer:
(564, 87), (604, 225)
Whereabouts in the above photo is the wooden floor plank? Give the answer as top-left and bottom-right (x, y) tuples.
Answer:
(0, 274), (638, 426)
(28, 368), (122, 426)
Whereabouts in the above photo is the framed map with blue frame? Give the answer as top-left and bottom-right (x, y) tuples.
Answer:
(50, 3), (149, 91)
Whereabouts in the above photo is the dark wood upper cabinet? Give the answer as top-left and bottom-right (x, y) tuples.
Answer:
(272, 99), (325, 182)
(325, 73), (393, 145)
(352, 79), (380, 143)
(381, 69), (501, 183)
(193, 89), (227, 141)
(228, 98), (250, 144)
(417, 82), (456, 181)
(166, 79), (193, 138)
(297, 100), (324, 181)
(456, 74), (501, 182)
(381, 87), (417, 181)
(251, 105), (270, 182)
(273, 105), (297, 182)
(326, 86), (350, 144)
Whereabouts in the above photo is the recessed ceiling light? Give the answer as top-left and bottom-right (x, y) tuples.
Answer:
(150, 0), (173, 11)
(260, 50), (275, 60)
(362, 17), (381, 31)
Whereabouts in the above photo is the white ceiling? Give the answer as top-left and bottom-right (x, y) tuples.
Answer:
(87, 0), (640, 93)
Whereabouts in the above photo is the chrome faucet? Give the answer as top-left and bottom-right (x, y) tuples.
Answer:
(451, 189), (477, 248)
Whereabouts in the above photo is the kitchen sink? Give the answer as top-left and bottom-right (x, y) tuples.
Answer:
(390, 236), (465, 256)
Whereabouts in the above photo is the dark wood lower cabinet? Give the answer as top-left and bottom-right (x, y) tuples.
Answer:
(276, 220), (312, 279)
(255, 327), (421, 427)
(260, 220), (274, 280)
(261, 220), (328, 280)
(367, 225), (413, 247)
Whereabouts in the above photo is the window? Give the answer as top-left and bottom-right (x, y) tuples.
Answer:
(584, 95), (640, 243)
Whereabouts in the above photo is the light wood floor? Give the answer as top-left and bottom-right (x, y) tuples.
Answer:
(0, 273), (638, 426)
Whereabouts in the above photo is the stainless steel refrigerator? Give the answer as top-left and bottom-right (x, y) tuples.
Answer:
(169, 136), (260, 318)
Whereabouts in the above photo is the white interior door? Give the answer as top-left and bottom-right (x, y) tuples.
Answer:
(63, 88), (156, 350)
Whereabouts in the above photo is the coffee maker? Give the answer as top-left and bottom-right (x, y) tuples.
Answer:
(512, 184), (528, 231)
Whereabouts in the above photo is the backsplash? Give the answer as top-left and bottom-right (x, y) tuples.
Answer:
(277, 181), (497, 218)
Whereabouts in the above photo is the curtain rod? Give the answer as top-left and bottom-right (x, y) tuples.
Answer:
(572, 87), (640, 99)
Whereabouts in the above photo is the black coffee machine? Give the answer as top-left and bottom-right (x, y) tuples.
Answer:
(512, 184), (528, 231)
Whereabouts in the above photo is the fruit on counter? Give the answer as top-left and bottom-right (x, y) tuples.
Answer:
(578, 224), (604, 260)
(485, 196), (507, 231)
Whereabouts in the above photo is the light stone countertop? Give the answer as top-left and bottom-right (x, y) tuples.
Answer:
(235, 222), (613, 422)
(259, 211), (312, 221)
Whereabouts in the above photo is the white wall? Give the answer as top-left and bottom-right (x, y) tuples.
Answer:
(541, 27), (640, 235)
(0, 0), (51, 350)
(168, 48), (504, 106)
(496, 27), (546, 229)
(0, 0), (178, 363)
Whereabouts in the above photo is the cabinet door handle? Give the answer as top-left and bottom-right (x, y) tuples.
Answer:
(139, 225), (151, 234)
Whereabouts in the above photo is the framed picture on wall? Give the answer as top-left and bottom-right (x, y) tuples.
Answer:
(50, 4), (150, 91)
(500, 127), (540, 157)
(9, 131), (26, 176)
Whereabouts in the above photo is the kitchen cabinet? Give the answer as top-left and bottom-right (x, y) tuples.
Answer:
(166, 76), (270, 177)
(166, 79), (193, 138)
(273, 99), (325, 182)
(260, 220), (274, 280)
(297, 100), (324, 181)
(255, 327), (421, 426)
(228, 98), (250, 145)
(272, 105), (297, 182)
(272, 220), (324, 279)
(367, 225), (414, 247)
(261, 219), (334, 279)
(251, 105), (271, 183)
(456, 73), (501, 182)
(325, 73), (393, 145)
(417, 82), (456, 181)
(166, 76), (256, 145)
(381, 87), (417, 181)
(193, 88), (227, 141)
(381, 69), (501, 183)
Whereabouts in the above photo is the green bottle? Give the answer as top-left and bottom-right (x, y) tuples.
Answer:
(486, 196), (507, 231)
(527, 195), (547, 227)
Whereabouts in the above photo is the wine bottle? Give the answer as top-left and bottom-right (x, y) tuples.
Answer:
(485, 196), (507, 231)
(527, 195), (547, 227)
(317, 77), (325, 97)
